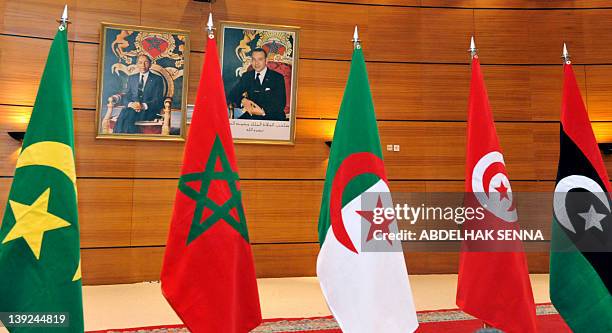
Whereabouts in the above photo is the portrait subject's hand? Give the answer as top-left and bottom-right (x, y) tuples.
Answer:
(129, 102), (142, 112)
(242, 98), (255, 114)
(250, 103), (266, 116)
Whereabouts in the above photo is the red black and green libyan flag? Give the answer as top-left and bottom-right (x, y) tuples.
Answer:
(550, 59), (612, 332)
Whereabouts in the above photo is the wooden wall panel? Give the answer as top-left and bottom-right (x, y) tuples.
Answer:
(525, 253), (551, 274)
(252, 243), (319, 278)
(582, 10), (612, 64)
(473, 10), (527, 64)
(0, 178), (558, 250)
(72, 0), (141, 42)
(299, 62), (469, 121)
(4, 37), (603, 122)
(80, 245), (551, 285)
(129, 180), (559, 247)
(72, 42), (98, 110)
(529, 65), (586, 121)
(366, 6), (422, 61)
(1, 178), (561, 250)
(379, 121), (553, 181)
(0, 0), (78, 40)
(72, 110), (186, 178)
(80, 243), (320, 285)
(81, 246), (165, 285)
(420, 0), (475, 6)
(422, 0), (612, 8)
(307, 0), (420, 6)
(0, 178), (134, 247)
(220, 3), (474, 63)
(417, 7), (473, 63)
(7, 1), (469, 62)
(405, 252), (458, 274)
(140, 0), (206, 52)
(0, 178), (566, 285)
(130, 179), (175, 247)
(129, 180), (435, 248)
(593, 122), (612, 144)
(0, 179), (10, 224)
(3, 1), (612, 63)
(297, 59), (350, 119)
(131, 180), (323, 246)
(213, 0), (367, 59)
(0, 107), (27, 176)
(1, 107), (611, 181)
(73, 112), (331, 179)
(474, 10), (585, 64)
(4, 0), (612, 283)
(405, 252), (549, 274)
(0, 36), (74, 106)
(0, 0), (141, 41)
(585, 66), (612, 125)
(67, 54), (597, 122)
(78, 179), (133, 248)
(241, 181), (324, 243)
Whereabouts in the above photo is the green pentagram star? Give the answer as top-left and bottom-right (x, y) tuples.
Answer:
(178, 135), (249, 244)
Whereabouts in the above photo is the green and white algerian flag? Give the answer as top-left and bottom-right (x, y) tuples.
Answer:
(0, 20), (84, 333)
(316, 43), (418, 333)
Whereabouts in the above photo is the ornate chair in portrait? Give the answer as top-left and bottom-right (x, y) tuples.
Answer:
(101, 31), (186, 135)
(232, 30), (293, 119)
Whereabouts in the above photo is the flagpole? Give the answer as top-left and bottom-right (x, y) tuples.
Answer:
(352, 25), (361, 50)
(468, 36), (477, 59)
(56, 5), (70, 31)
(562, 42), (571, 64)
(468, 35), (490, 332)
(206, 12), (215, 39)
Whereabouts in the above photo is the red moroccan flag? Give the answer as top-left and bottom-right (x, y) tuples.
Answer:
(161, 33), (262, 332)
(456, 55), (537, 333)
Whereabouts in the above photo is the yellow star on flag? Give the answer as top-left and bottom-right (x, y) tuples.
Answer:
(2, 188), (71, 260)
(72, 259), (82, 281)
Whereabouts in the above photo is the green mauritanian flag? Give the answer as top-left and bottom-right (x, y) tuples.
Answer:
(0, 23), (84, 332)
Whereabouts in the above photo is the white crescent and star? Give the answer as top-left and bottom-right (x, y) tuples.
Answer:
(554, 175), (610, 234)
(578, 205), (606, 232)
(472, 151), (518, 222)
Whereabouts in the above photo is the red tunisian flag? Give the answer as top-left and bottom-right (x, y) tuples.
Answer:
(161, 33), (262, 333)
(456, 55), (537, 333)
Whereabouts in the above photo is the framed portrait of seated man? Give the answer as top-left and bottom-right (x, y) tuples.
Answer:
(95, 23), (190, 141)
(219, 22), (299, 144)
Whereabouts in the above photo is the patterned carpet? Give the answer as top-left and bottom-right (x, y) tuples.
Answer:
(87, 304), (565, 333)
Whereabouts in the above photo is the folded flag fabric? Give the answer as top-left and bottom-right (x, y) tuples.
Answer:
(161, 32), (262, 333)
(549, 56), (612, 332)
(316, 43), (418, 333)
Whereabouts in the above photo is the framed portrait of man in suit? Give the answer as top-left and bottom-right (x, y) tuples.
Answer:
(95, 23), (189, 141)
(219, 22), (299, 144)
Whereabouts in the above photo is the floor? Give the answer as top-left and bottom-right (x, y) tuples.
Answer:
(0, 274), (551, 332)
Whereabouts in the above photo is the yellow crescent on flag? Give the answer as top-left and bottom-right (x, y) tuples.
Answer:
(16, 141), (77, 190)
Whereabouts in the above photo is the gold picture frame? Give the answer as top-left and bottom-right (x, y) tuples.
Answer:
(95, 22), (190, 141)
(218, 21), (299, 145)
